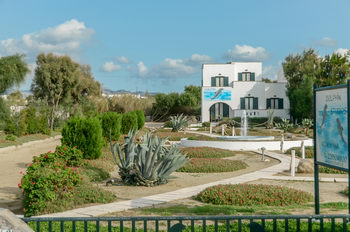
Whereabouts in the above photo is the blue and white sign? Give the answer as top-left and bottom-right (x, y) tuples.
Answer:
(204, 88), (232, 101)
(315, 87), (348, 170)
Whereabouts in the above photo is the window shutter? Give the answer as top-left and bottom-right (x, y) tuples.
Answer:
(278, 98), (284, 109)
(223, 104), (229, 118)
(211, 77), (216, 86)
(224, 76), (229, 86)
(253, 97), (258, 109)
(251, 72), (255, 81)
(240, 98), (245, 109)
(266, 98), (271, 109)
(238, 73), (242, 81)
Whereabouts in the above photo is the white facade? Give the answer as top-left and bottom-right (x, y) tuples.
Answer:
(201, 62), (290, 122)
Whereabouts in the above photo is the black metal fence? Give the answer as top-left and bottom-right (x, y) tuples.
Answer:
(22, 214), (350, 232)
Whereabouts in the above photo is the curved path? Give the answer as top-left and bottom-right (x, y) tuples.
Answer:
(41, 151), (291, 217)
(0, 136), (61, 213)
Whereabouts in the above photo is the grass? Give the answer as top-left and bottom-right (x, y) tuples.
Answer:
(154, 131), (199, 141)
(187, 135), (218, 141)
(0, 131), (60, 148)
(285, 146), (314, 158)
(178, 158), (247, 173)
(180, 147), (238, 158)
(81, 163), (111, 182)
(195, 184), (313, 206)
(319, 166), (346, 174)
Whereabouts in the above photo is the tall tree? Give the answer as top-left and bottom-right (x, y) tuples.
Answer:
(0, 54), (29, 94)
(283, 49), (350, 121)
(31, 53), (102, 130)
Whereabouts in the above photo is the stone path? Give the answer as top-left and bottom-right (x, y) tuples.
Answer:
(40, 151), (291, 217)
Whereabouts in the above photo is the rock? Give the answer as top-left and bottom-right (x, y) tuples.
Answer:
(264, 159), (270, 162)
(297, 159), (314, 173)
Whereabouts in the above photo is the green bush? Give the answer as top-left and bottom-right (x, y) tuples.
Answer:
(5, 134), (16, 141)
(23, 106), (49, 135)
(100, 112), (121, 141)
(195, 184), (313, 206)
(319, 166), (346, 174)
(202, 121), (210, 127)
(163, 121), (172, 128)
(180, 147), (237, 158)
(121, 112), (138, 134)
(134, 110), (145, 129)
(178, 158), (247, 173)
(4, 111), (27, 136)
(285, 146), (314, 158)
(61, 117), (104, 159)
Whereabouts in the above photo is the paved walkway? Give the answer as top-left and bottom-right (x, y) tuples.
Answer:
(41, 151), (292, 217)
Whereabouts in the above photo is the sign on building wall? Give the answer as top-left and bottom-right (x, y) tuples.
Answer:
(315, 86), (348, 170)
(203, 88), (231, 101)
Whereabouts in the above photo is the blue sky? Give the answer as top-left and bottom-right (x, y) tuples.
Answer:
(0, 0), (349, 92)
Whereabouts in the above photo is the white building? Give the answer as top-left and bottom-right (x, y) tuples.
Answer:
(201, 62), (290, 122)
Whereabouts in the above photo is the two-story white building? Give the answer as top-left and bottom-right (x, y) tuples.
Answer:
(201, 62), (290, 122)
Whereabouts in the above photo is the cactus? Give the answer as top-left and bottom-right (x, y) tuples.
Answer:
(110, 129), (188, 186)
(275, 119), (294, 133)
(169, 114), (189, 132)
(301, 118), (313, 136)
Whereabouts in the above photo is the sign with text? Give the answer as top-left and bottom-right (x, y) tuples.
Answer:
(203, 88), (231, 101)
(315, 87), (348, 170)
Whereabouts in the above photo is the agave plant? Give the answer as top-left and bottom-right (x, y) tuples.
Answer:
(301, 118), (313, 136)
(110, 129), (188, 186)
(169, 114), (189, 132)
(275, 119), (294, 133)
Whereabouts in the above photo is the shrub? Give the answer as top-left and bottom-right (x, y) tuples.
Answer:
(195, 184), (313, 206)
(202, 122), (210, 127)
(4, 111), (27, 136)
(178, 158), (247, 173)
(121, 112), (138, 134)
(163, 121), (172, 128)
(55, 145), (84, 167)
(180, 147), (237, 158)
(134, 110), (145, 129)
(100, 112), (121, 141)
(285, 146), (314, 158)
(319, 166), (346, 174)
(5, 134), (16, 141)
(61, 117), (104, 159)
(110, 129), (188, 186)
(23, 106), (49, 135)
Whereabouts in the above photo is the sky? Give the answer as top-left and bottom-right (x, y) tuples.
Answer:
(0, 0), (349, 93)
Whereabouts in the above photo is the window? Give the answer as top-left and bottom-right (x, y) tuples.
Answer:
(240, 97), (258, 110)
(211, 76), (229, 87)
(238, 72), (255, 81)
(267, 98), (284, 109)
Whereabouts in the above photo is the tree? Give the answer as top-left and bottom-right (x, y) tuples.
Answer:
(0, 54), (29, 94)
(184, 85), (201, 105)
(31, 53), (102, 130)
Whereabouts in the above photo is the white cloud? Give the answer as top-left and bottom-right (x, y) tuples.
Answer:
(225, 45), (269, 61)
(137, 61), (148, 76)
(315, 37), (337, 47)
(116, 56), (129, 64)
(0, 19), (94, 58)
(101, 61), (121, 72)
(133, 53), (212, 79)
(334, 48), (349, 56)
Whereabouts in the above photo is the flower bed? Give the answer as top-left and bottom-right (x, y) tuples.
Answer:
(178, 158), (247, 173)
(180, 147), (237, 158)
(195, 184), (313, 206)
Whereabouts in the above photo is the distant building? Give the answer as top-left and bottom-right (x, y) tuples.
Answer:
(201, 62), (290, 122)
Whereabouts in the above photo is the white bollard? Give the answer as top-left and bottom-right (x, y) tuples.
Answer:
(221, 125), (225, 136)
(290, 150), (296, 177)
(209, 123), (212, 134)
(261, 147), (266, 161)
(280, 135), (284, 153)
(301, 140), (305, 159)
(232, 126), (235, 136)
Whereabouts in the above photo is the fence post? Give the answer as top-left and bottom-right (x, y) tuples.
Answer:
(301, 140), (305, 159)
(232, 126), (235, 136)
(291, 150), (296, 177)
(209, 123), (212, 134)
(221, 125), (225, 136)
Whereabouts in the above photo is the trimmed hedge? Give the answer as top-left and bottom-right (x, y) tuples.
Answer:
(134, 110), (145, 129)
(121, 111), (138, 134)
(100, 112), (121, 141)
(195, 184), (313, 206)
(180, 147), (237, 158)
(61, 117), (104, 159)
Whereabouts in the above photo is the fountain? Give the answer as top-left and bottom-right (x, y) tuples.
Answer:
(217, 110), (275, 141)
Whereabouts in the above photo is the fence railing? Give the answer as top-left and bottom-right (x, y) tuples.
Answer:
(22, 214), (350, 232)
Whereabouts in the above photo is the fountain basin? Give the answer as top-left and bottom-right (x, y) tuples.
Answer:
(217, 136), (275, 141)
